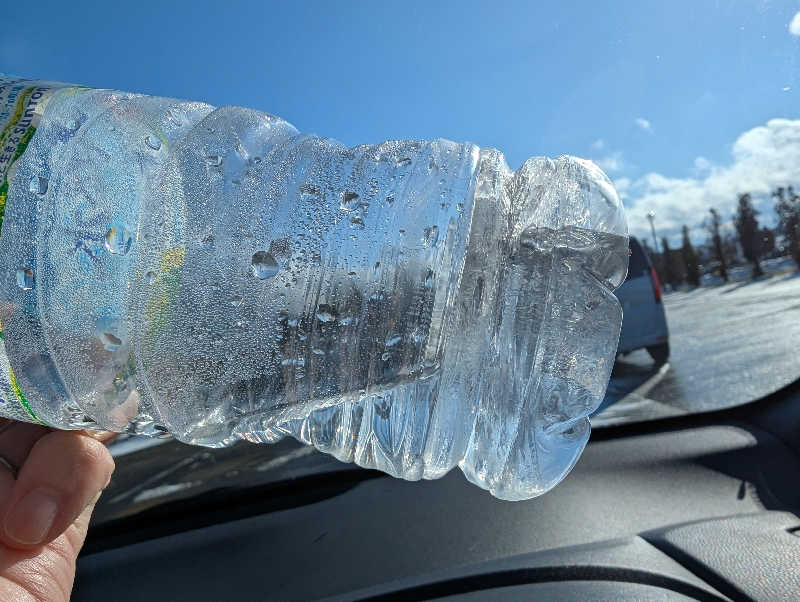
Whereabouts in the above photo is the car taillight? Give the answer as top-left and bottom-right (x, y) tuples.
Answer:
(650, 266), (663, 303)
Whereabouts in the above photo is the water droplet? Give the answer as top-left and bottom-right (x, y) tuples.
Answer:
(102, 332), (122, 351)
(386, 195), (394, 204)
(299, 182), (322, 198)
(201, 233), (214, 245)
(339, 316), (357, 326)
(287, 318), (299, 327)
(280, 358), (306, 367)
(423, 225), (439, 247)
(312, 348), (325, 355)
(66, 119), (79, 131)
(251, 251), (279, 279)
(29, 176), (48, 195)
(267, 238), (291, 259)
(396, 157), (412, 167)
(347, 271), (357, 278)
(166, 109), (183, 126)
(385, 335), (402, 347)
(144, 135), (162, 151)
(225, 294), (242, 308)
(209, 282), (222, 291)
(381, 352), (390, 361)
(412, 330), (426, 344)
(105, 223), (134, 255)
(145, 271), (157, 284)
(206, 155), (222, 167)
(340, 191), (360, 211)
(15, 268), (34, 290)
(456, 203), (464, 212)
(316, 304), (337, 323)
(350, 215), (364, 228)
(250, 156), (262, 166)
(424, 269), (434, 288)
(373, 262), (381, 272)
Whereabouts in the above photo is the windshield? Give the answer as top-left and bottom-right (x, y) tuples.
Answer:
(7, 1), (800, 517)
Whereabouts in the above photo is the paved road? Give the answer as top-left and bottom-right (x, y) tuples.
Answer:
(595, 270), (800, 425)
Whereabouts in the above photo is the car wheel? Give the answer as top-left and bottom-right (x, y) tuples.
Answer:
(647, 343), (670, 365)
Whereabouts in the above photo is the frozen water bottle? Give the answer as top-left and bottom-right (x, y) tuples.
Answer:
(0, 75), (627, 500)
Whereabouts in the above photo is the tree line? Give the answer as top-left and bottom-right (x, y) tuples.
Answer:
(645, 186), (800, 288)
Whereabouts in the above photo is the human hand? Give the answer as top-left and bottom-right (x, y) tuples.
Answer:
(0, 420), (115, 601)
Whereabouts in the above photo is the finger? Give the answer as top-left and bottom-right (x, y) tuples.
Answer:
(0, 430), (114, 549)
(63, 489), (104, 557)
(0, 420), (50, 472)
(0, 421), (50, 510)
(78, 429), (118, 445)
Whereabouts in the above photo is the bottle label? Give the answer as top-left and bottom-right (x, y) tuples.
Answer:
(0, 76), (78, 424)
(0, 76), (78, 232)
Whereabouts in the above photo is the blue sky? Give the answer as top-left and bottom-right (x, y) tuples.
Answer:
(2, 0), (799, 242)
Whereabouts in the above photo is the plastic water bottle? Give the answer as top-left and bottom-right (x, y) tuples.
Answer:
(0, 75), (627, 500)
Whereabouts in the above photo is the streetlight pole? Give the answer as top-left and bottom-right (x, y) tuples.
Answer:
(646, 211), (659, 253)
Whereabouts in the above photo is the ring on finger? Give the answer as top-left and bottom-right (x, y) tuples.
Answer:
(0, 454), (18, 479)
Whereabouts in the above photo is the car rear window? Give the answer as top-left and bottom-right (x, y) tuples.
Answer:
(626, 238), (649, 280)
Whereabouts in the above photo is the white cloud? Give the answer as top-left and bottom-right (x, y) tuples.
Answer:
(624, 118), (800, 242)
(591, 138), (605, 150)
(634, 117), (652, 132)
(613, 177), (631, 199)
(594, 152), (624, 173)
(693, 156), (711, 171)
(789, 11), (800, 36)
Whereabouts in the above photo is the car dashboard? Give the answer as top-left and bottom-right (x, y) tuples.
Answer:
(73, 383), (800, 601)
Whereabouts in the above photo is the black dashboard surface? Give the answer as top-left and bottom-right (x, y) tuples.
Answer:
(74, 393), (800, 601)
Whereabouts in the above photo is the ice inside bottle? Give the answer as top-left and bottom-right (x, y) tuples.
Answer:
(0, 83), (627, 500)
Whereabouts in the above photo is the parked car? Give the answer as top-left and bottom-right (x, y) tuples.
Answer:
(615, 237), (670, 364)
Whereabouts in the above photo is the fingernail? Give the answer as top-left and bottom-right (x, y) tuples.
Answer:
(4, 489), (59, 545)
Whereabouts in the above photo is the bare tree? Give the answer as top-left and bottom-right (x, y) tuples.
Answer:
(661, 236), (675, 288)
(774, 186), (800, 268)
(759, 227), (776, 258)
(733, 193), (763, 278)
(681, 225), (701, 287)
(661, 236), (685, 288)
(706, 208), (729, 282)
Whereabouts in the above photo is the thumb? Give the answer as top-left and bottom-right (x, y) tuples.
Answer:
(0, 430), (114, 549)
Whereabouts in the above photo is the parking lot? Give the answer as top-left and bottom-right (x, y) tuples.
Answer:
(595, 269), (800, 425)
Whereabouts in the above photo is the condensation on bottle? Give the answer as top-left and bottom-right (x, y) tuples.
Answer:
(0, 76), (627, 500)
